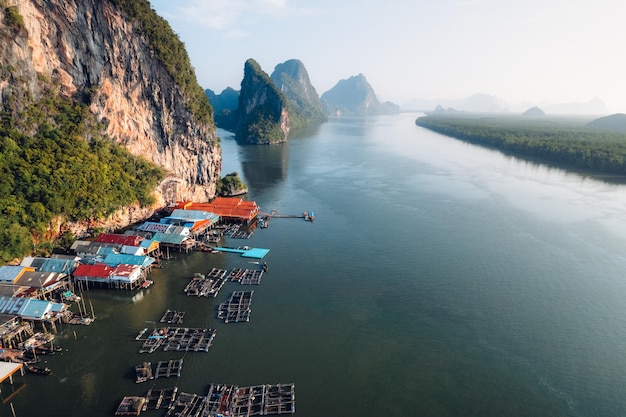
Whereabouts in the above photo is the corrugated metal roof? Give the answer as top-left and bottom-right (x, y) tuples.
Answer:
(139, 239), (159, 250)
(14, 271), (64, 288)
(152, 232), (188, 245)
(96, 246), (120, 255)
(0, 266), (31, 283)
(0, 296), (66, 319)
(95, 233), (143, 246)
(169, 209), (218, 221)
(73, 263), (114, 278)
(138, 222), (173, 233)
(19, 299), (51, 319)
(102, 254), (155, 268)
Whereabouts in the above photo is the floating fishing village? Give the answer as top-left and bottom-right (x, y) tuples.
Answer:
(0, 197), (313, 416)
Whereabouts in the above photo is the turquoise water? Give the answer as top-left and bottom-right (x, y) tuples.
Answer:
(4, 113), (626, 416)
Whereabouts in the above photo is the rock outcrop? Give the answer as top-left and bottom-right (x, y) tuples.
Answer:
(270, 59), (326, 129)
(236, 58), (290, 144)
(321, 73), (398, 116)
(0, 0), (221, 209)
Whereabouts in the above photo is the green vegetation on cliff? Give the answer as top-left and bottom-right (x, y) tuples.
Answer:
(237, 58), (289, 144)
(416, 114), (626, 175)
(216, 172), (248, 196)
(270, 59), (327, 131)
(0, 88), (164, 263)
(111, 0), (212, 125)
(4, 6), (25, 32)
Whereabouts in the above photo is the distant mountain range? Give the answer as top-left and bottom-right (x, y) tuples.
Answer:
(404, 94), (609, 115)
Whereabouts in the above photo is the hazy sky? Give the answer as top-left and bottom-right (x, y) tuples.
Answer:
(150, 0), (626, 112)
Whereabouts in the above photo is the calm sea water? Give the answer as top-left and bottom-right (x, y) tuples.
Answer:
(4, 113), (626, 417)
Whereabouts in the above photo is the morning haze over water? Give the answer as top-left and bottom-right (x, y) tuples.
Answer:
(6, 113), (626, 416)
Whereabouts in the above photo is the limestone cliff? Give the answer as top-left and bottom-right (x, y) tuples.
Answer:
(0, 0), (221, 210)
(236, 58), (290, 144)
(270, 59), (326, 129)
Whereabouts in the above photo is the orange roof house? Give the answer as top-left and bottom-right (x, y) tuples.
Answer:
(176, 198), (259, 222)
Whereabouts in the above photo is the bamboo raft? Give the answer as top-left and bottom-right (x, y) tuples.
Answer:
(184, 268), (228, 297)
(217, 291), (254, 323)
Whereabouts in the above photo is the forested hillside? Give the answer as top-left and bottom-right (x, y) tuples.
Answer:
(416, 115), (626, 175)
(0, 87), (164, 262)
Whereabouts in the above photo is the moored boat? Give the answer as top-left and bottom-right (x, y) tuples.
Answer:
(26, 364), (51, 375)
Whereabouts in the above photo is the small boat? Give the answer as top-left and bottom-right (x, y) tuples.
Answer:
(26, 364), (51, 376)
(140, 280), (153, 289)
(34, 345), (62, 355)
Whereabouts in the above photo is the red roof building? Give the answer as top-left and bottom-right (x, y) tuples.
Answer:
(73, 263), (114, 282)
(95, 233), (143, 247)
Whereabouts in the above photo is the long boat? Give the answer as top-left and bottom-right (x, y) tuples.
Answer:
(26, 364), (51, 376)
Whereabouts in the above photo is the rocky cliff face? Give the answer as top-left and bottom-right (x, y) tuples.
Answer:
(236, 58), (290, 144)
(0, 0), (221, 209)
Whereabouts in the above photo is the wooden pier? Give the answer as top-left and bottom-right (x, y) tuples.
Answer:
(155, 359), (183, 378)
(184, 268), (228, 297)
(138, 327), (216, 353)
(160, 309), (185, 324)
(218, 291), (254, 323)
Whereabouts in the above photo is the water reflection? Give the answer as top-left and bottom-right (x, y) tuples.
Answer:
(240, 142), (289, 194)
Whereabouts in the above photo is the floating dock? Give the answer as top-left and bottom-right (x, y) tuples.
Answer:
(143, 387), (178, 411)
(160, 309), (185, 324)
(213, 246), (270, 259)
(138, 327), (216, 353)
(184, 268), (228, 297)
(162, 383), (295, 417)
(232, 384), (296, 416)
(115, 396), (146, 416)
(218, 291), (254, 323)
(155, 359), (183, 378)
(122, 383), (295, 417)
(228, 268), (263, 285)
